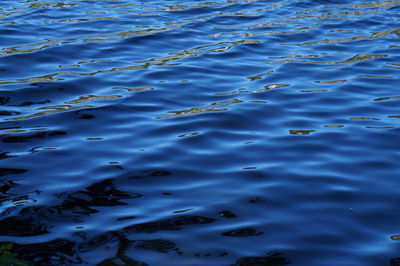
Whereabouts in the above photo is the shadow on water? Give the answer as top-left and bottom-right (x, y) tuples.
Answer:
(0, 168), (292, 265)
(0, 178), (142, 237)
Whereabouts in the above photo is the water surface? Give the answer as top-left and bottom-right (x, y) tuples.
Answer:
(1, 0), (400, 265)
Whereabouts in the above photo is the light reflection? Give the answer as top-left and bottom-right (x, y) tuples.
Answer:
(158, 99), (242, 119)
(247, 71), (273, 81)
(4, 104), (93, 121)
(65, 95), (121, 104)
(324, 125), (344, 128)
(140, 2), (220, 12)
(374, 96), (400, 101)
(314, 80), (347, 84)
(178, 132), (199, 138)
(350, 117), (380, 120)
(300, 89), (328, 93)
(289, 130), (315, 135)
(0, 40), (259, 84)
(215, 84), (289, 95)
(113, 87), (154, 92)
(1, 28), (174, 56)
(358, 75), (392, 79)
(366, 126), (394, 129)
(298, 28), (400, 46)
(268, 53), (388, 67)
(52, 17), (121, 23)
(2, 93), (129, 121)
(0, 127), (49, 135)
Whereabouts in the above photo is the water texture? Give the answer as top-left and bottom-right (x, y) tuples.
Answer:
(1, 0), (400, 265)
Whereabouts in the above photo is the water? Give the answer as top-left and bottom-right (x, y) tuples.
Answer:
(1, 0), (400, 265)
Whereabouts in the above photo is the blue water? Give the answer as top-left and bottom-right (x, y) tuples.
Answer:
(1, 0), (400, 265)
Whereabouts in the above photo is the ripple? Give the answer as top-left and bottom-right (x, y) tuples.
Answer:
(374, 95), (400, 101)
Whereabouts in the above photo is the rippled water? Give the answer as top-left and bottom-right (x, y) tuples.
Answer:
(1, 0), (400, 265)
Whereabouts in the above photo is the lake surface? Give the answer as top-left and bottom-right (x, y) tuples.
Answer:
(1, 0), (400, 265)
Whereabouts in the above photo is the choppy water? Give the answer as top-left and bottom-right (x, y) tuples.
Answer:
(1, 0), (400, 265)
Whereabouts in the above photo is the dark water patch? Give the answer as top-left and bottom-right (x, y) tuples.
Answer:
(132, 239), (178, 253)
(1, 130), (66, 143)
(0, 177), (142, 238)
(232, 251), (290, 266)
(124, 215), (216, 234)
(219, 210), (238, 219)
(222, 227), (263, 237)
(0, 168), (26, 176)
